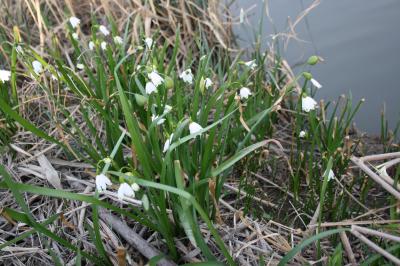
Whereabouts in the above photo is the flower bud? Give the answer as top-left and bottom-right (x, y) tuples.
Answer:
(135, 94), (148, 106)
(302, 72), (312, 80)
(307, 55), (319, 65)
(164, 76), (174, 89)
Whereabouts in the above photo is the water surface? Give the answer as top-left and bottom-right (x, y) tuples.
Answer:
(230, 0), (400, 133)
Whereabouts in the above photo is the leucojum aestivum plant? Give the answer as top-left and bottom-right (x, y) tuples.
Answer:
(0, 15), (366, 265)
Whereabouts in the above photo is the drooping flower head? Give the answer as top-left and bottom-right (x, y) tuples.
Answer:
(88, 41), (95, 50)
(204, 78), (213, 89)
(163, 133), (174, 153)
(99, 25), (110, 36)
(151, 114), (165, 125)
(189, 122), (203, 135)
(114, 36), (123, 45)
(179, 69), (194, 84)
(95, 174), (112, 192)
(239, 87), (252, 99)
(117, 183), (135, 200)
(244, 60), (257, 70)
(145, 37), (153, 49)
(148, 71), (164, 87)
(101, 41), (107, 50)
(145, 82), (157, 94)
(72, 33), (79, 40)
(76, 63), (84, 70)
(301, 96), (318, 112)
(69, 16), (80, 28)
(299, 130), (307, 138)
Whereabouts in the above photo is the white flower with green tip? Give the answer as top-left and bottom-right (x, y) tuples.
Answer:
(299, 130), (307, 138)
(95, 174), (112, 192)
(148, 71), (164, 87)
(189, 122), (203, 135)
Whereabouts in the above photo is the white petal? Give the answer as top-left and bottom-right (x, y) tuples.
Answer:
(189, 122), (203, 135)
(72, 33), (79, 40)
(204, 78), (213, 89)
(32, 61), (43, 75)
(327, 170), (335, 181)
(145, 82), (157, 94)
(117, 183), (135, 200)
(299, 131), (306, 138)
(114, 36), (123, 45)
(148, 71), (164, 87)
(89, 41), (95, 50)
(152, 114), (165, 125)
(101, 41), (107, 50)
(244, 60), (257, 70)
(163, 134), (174, 153)
(131, 183), (140, 192)
(179, 69), (193, 84)
(145, 38), (153, 49)
(0, 70), (11, 82)
(311, 78), (322, 89)
(69, 17), (80, 28)
(302, 96), (318, 112)
(99, 25), (110, 36)
(95, 174), (111, 192)
(239, 87), (252, 99)
(76, 63), (84, 70)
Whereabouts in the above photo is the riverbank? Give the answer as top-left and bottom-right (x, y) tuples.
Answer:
(0, 1), (399, 265)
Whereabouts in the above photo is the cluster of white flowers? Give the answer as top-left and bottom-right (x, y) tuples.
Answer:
(95, 173), (141, 201)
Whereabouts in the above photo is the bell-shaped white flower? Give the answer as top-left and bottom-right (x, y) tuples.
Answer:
(99, 25), (110, 36)
(163, 133), (174, 153)
(72, 33), (79, 40)
(148, 71), (164, 87)
(101, 41), (107, 50)
(145, 37), (153, 49)
(152, 114), (165, 125)
(117, 183), (135, 200)
(326, 169), (335, 181)
(76, 63), (84, 70)
(299, 130), (307, 138)
(302, 96), (318, 112)
(145, 82), (157, 94)
(179, 69), (193, 84)
(204, 78), (213, 89)
(244, 60), (257, 70)
(131, 183), (140, 192)
(311, 78), (322, 89)
(189, 122), (203, 135)
(95, 174), (112, 192)
(114, 36), (123, 45)
(89, 41), (95, 50)
(163, 105), (172, 114)
(239, 87), (252, 99)
(32, 60), (43, 75)
(0, 70), (11, 82)
(69, 17), (80, 28)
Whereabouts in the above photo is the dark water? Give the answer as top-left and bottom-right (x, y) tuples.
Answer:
(230, 0), (400, 133)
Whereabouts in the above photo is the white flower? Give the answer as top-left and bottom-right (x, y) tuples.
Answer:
(189, 122), (203, 135)
(131, 183), (140, 192)
(311, 78), (322, 89)
(72, 32), (79, 40)
(152, 114), (165, 125)
(179, 69), (193, 84)
(148, 71), (164, 87)
(16, 45), (23, 54)
(299, 130), (307, 138)
(327, 169), (335, 181)
(114, 36), (123, 45)
(117, 183), (135, 200)
(302, 96), (318, 112)
(32, 60), (43, 75)
(244, 60), (257, 70)
(204, 78), (213, 89)
(99, 25), (110, 36)
(89, 41), (95, 50)
(101, 41), (107, 50)
(0, 70), (11, 82)
(240, 8), (245, 24)
(145, 82), (157, 94)
(95, 174), (112, 192)
(163, 134), (174, 153)
(76, 63), (84, 70)
(163, 105), (172, 114)
(69, 16), (80, 28)
(239, 87), (252, 99)
(145, 37), (153, 49)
